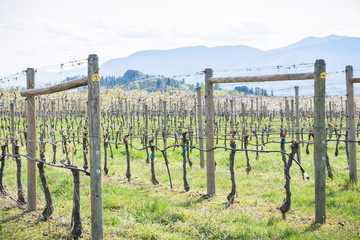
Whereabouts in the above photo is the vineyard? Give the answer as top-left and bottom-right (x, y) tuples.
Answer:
(0, 58), (359, 239)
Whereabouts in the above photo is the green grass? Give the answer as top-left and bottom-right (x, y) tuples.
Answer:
(0, 128), (360, 239)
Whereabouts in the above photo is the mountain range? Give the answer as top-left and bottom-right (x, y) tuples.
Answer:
(9, 35), (360, 95)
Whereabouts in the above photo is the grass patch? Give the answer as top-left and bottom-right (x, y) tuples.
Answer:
(0, 117), (359, 239)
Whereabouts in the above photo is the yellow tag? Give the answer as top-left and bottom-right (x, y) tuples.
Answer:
(320, 72), (326, 79)
(92, 74), (100, 82)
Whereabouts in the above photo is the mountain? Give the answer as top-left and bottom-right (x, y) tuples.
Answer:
(100, 45), (262, 78)
(98, 35), (360, 95)
(6, 35), (360, 95)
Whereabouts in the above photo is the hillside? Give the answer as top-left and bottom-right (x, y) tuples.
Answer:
(100, 70), (193, 92)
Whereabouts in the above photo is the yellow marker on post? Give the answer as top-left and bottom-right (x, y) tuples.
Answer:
(92, 74), (100, 82)
(320, 72), (326, 79)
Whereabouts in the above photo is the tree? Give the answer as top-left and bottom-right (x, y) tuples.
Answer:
(156, 79), (162, 89)
(166, 78), (171, 86)
(234, 85), (268, 96)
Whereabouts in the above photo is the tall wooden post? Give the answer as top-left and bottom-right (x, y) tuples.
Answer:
(204, 68), (215, 195)
(194, 97), (197, 141)
(196, 87), (205, 169)
(250, 98), (254, 129)
(26, 68), (37, 211)
(145, 104), (148, 134)
(163, 101), (168, 157)
(88, 54), (103, 239)
(291, 99), (294, 139)
(174, 103), (177, 132)
(260, 97), (263, 120)
(314, 59), (326, 224)
(329, 101), (332, 123)
(295, 86), (301, 163)
(230, 99), (234, 134)
(241, 102), (245, 127)
(285, 97), (290, 129)
(256, 97), (259, 120)
(10, 101), (15, 156)
(346, 65), (357, 184)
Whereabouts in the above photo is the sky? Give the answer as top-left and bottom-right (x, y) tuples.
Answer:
(1, 0), (360, 76)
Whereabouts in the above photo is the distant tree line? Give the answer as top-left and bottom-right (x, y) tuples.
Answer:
(234, 86), (271, 96)
(99, 70), (192, 92)
(195, 82), (221, 90)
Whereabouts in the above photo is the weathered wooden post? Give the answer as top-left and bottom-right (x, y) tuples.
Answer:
(144, 104), (149, 163)
(205, 68), (215, 195)
(260, 96), (263, 120)
(346, 65), (357, 184)
(314, 59), (326, 224)
(174, 103), (177, 132)
(194, 97), (198, 141)
(230, 99), (234, 134)
(291, 99), (294, 139)
(329, 101), (332, 123)
(256, 97), (259, 120)
(26, 68), (37, 211)
(10, 101), (15, 156)
(87, 54), (103, 239)
(163, 101), (168, 157)
(295, 86), (301, 163)
(241, 102), (245, 127)
(196, 87), (205, 169)
(250, 98), (254, 129)
(132, 104), (135, 135)
(285, 97), (290, 129)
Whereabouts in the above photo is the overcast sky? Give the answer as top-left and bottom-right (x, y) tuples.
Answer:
(1, 0), (360, 76)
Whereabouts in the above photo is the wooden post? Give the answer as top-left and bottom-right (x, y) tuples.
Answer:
(260, 97), (263, 120)
(26, 68), (37, 211)
(241, 102), (245, 127)
(291, 99), (294, 139)
(132, 104), (135, 135)
(125, 100), (128, 127)
(256, 97), (259, 120)
(285, 97), (290, 129)
(314, 59), (326, 224)
(205, 68), (215, 195)
(194, 97), (197, 141)
(145, 104), (149, 133)
(250, 98), (254, 129)
(51, 100), (55, 120)
(163, 101), (167, 152)
(158, 100), (162, 129)
(230, 99), (234, 134)
(87, 54), (103, 239)
(10, 101), (15, 156)
(346, 65), (357, 184)
(295, 86), (301, 163)
(197, 87), (205, 169)
(174, 103), (177, 132)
